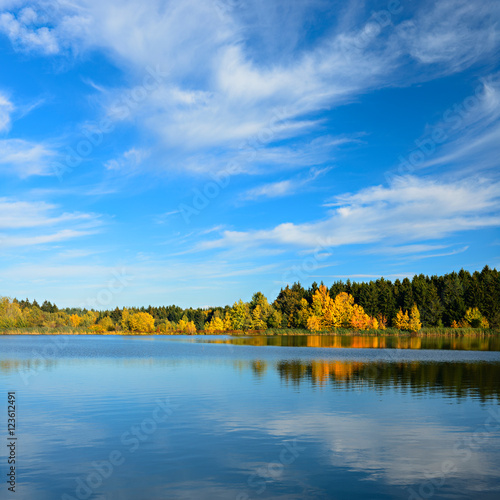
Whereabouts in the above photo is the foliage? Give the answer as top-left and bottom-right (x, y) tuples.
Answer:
(98, 316), (115, 332)
(394, 304), (422, 332)
(128, 312), (155, 333)
(409, 304), (422, 332)
(394, 309), (410, 330)
(1, 266), (499, 334)
(464, 307), (489, 329)
(69, 314), (82, 328)
(205, 316), (225, 333)
(176, 315), (197, 333)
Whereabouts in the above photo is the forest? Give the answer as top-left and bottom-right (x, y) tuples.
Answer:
(1, 266), (499, 334)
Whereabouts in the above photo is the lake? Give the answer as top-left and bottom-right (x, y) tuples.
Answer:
(1, 335), (500, 499)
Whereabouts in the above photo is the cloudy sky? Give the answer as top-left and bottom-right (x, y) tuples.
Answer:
(0, 0), (499, 309)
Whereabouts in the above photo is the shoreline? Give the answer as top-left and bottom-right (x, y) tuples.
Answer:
(0, 328), (497, 337)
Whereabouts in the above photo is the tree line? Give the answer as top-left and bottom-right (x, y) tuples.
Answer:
(1, 266), (498, 332)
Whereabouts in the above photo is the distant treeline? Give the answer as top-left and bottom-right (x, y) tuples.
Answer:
(1, 266), (499, 332)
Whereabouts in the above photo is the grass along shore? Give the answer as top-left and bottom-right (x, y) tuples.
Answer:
(0, 326), (497, 336)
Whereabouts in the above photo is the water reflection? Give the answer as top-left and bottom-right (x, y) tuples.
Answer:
(4, 356), (498, 402)
(1, 336), (500, 500)
(276, 359), (500, 401)
(201, 334), (500, 350)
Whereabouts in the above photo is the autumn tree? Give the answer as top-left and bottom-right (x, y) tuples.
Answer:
(69, 314), (82, 328)
(205, 316), (225, 333)
(121, 308), (131, 330)
(463, 308), (489, 328)
(128, 312), (155, 333)
(350, 304), (371, 330)
(176, 315), (197, 333)
(249, 292), (272, 330)
(394, 308), (410, 330)
(98, 316), (115, 332)
(229, 300), (251, 331)
(408, 304), (422, 332)
(81, 310), (98, 328)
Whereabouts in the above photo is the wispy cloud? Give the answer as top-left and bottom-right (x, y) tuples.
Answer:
(2, 0), (499, 177)
(397, 0), (500, 74)
(105, 148), (150, 172)
(242, 167), (330, 201)
(0, 92), (14, 132)
(0, 198), (102, 249)
(197, 175), (500, 251)
(0, 138), (57, 177)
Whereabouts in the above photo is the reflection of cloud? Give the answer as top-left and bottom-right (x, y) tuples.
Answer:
(272, 412), (500, 488)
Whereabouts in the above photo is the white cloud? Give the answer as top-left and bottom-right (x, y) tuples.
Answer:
(0, 139), (57, 177)
(0, 9), (59, 54)
(0, 229), (95, 247)
(242, 167), (330, 201)
(196, 175), (500, 251)
(412, 74), (500, 175)
(0, 198), (101, 248)
(0, 198), (95, 229)
(397, 0), (500, 73)
(1, 0), (498, 176)
(0, 92), (14, 132)
(104, 147), (150, 171)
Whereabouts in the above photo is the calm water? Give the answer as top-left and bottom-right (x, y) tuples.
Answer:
(1, 335), (499, 500)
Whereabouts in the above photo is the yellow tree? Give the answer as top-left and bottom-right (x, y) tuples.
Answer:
(176, 315), (197, 333)
(128, 312), (155, 333)
(185, 321), (197, 334)
(394, 308), (410, 330)
(251, 305), (267, 330)
(310, 285), (336, 330)
(205, 316), (225, 333)
(69, 314), (82, 328)
(331, 292), (355, 327)
(0, 297), (24, 328)
(98, 316), (115, 332)
(223, 313), (233, 331)
(121, 308), (130, 330)
(408, 304), (422, 332)
(306, 315), (322, 331)
(350, 304), (370, 330)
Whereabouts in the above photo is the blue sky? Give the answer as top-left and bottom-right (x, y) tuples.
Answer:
(0, 0), (499, 309)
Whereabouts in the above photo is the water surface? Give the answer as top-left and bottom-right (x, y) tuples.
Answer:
(1, 335), (499, 499)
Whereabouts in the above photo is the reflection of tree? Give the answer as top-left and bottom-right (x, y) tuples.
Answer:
(206, 335), (499, 350)
(0, 358), (59, 373)
(251, 360), (267, 378)
(276, 360), (500, 401)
